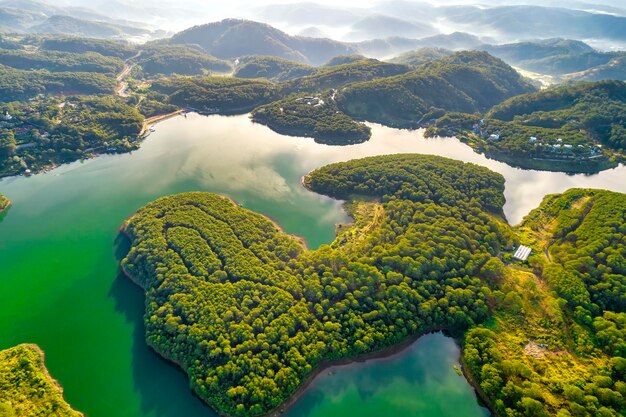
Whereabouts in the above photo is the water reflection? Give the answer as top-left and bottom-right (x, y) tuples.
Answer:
(285, 333), (490, 417)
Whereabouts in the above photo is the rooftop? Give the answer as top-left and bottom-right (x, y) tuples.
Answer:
(513, 245), (532, 261)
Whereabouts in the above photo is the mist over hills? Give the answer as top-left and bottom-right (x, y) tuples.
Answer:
(0, 0), (623, 81)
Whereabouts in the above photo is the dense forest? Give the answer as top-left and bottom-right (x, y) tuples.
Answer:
(122, 154), (626, 417)
(122, 154), (510, 417)
(40, 37), (136, 59)
(336, 51), (536, 128)
(0, 64), (116, 102)
(0, 96), (144, 177)
(0, 344), (82, 417)
(0, 48), (124, 75)
(251, 92), (371, 145)
(426, 80), (626, 173)
(136, 45), (232, 77)
(150, 76), (280, 113)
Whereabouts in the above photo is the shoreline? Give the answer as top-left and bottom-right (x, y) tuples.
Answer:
(118, 214), (488, 417)
(0, 200), (10, 215)
(139, 110), (184, 136)
(0, 110), (184, 180)
(11, 344), (85, 417)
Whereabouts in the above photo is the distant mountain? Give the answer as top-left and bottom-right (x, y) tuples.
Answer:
(254, 3), (363, 26)
(356, 32), (483, 58)
(324, 54), (367, 66)
(444, 5), (626, 42)
(168, 19), (357, 65)
(479, 39), (622, 76)
(337, 51), (537, 128)
(0, 0), (156, 38)
(30, 15), (150, 38)
(297, 26), (328, 38)
(389, 48), (453, 67)
(564, 53), (626, 81)
(344, 15), (438, 42)
(0, 7), (42, 32)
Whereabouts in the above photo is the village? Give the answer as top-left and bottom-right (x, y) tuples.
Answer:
(473, 119), (605, 161)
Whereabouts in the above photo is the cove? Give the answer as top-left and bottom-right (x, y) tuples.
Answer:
(1, 113), (626, 417)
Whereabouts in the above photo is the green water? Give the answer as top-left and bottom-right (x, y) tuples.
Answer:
(2, 114), (626, 417)
(285, 333), (488, 417)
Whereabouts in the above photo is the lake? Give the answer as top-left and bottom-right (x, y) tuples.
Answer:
(1, 113), (625, 417)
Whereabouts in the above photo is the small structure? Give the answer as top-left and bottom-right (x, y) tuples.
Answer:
(529, 136), (537, 143)
(513, 245), (532, 261)
(489, 134), (500, 141)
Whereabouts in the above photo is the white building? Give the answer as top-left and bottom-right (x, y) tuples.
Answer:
(513, 245), (532, 261)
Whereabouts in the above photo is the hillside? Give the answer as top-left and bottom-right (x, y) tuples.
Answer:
(0, 64), (116, 101)
(324, 54), (367, 66)
(29, 15), (150, 39)
(233, 55), (315, 81)
(389, 47), (453, 67)
(40, 36), (136, 59)
(137, 45), (232, 76)
(169, 19), (357, 65)
(284, 58), (410, 94)
(337, 51), (536, 128)
(565, 53), (626, 82)
(426, 80), (626, 173)
(0, 344), (82, 417)
(0, 48), (124, 74)
(149, 76), (280, 114)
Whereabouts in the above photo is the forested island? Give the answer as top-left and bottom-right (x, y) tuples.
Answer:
(251, 92), (371, 144)
(120, 154), (626, 417)
(0, 344), (82, 417)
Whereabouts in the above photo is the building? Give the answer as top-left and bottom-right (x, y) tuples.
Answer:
(513, 245), (532, 261)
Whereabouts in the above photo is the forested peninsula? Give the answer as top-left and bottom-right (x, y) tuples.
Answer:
(0, 344), (82, 417)
(121, 154), (626, 417)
